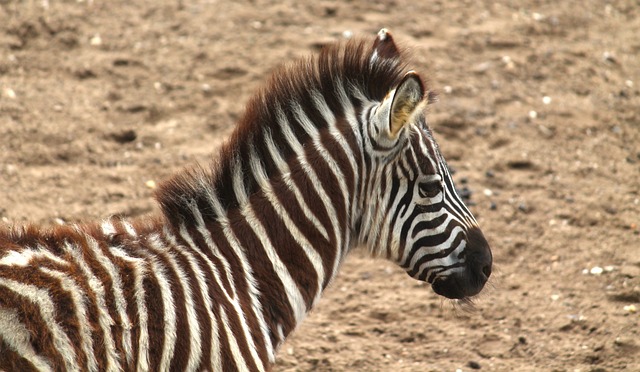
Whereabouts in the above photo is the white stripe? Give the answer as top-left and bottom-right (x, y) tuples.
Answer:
(63, 241), (121, 371)
(84, 230), (134, 367)
(0, 278), (80, 372)
(109, 246), (150, 371)
(144, 249), (177, 372)
(122, 220), (138, 237)
(0, 308), (54, 372)
(232, 160), (307, 326)
(165, 225), (223, 372)
(291, 101), (352, 267)
(291, 101), (351, 215)
(219, 305), (249, 372)
(276, 106), (344, 278)
(263, 129), (330, 242)
(407, 226), (467, 270)
(39, 267), (98, 372)
(101, 220), (117, 236)
(198, 183), (275, 364)
(309, 89), (359, 189)
(248, 145), (325, 304)
(334, 79), (372, 233)
(147, 233), (203, 372)
(0, 246), (69, 267)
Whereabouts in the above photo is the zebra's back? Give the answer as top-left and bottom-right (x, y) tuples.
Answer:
(0, 218), (268, 372)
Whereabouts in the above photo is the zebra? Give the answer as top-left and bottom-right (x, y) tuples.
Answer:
(0, 29), (492, 371)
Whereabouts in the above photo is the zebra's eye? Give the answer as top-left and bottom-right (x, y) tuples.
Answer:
(418, 181), (442, 199)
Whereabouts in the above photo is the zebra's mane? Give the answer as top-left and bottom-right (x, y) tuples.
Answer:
(157, 34), (412, 224)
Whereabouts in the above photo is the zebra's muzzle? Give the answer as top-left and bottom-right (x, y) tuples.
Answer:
(431, 227), (492, 299)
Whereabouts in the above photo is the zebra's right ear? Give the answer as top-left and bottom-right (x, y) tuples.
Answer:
(372, 28), (400, 59)
(388, 71), (425, 138)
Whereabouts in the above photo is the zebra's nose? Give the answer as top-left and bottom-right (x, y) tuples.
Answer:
(431, 227), (492, 299)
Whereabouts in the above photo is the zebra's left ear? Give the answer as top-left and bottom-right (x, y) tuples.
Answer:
(389, 71), (425, 138)
(373, 28), (400, 59)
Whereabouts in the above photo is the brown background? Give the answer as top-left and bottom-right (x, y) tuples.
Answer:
(1, 0), (639, 370)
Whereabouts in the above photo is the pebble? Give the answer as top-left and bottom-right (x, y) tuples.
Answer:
(542, 96), (552, 105)
(623, 305), (637, 313)
(528, 110), (538, 119)
(145, 180), (157, 189)
(3, 87), (16, 99)
(90, 34), (102, 46)
(589, 266), (604, 275)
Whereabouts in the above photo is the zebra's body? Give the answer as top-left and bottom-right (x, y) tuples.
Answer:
(0, 30), (492, 371)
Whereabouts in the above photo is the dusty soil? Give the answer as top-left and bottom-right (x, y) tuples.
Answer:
(1, 0), (639, 371)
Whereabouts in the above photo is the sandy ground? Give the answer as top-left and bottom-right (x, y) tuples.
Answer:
(1, 0), (639, 371)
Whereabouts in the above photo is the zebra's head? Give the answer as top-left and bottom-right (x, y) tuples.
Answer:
(359, 31), (492, 300)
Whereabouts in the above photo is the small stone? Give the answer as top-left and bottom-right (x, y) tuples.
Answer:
(603, 51), (618, 64)
(542, 96), (552, 105)
(528, 110), (538, 119)
(145, 180), (157, 189)
(473, 61), (491, 74)
(483, 189), (493, 197)
(3, 87), (16, 99)
(90, 34), (102, 46)
(623, 304), (637, 313)
(590, 266), (604, 275)
(550, 294), (560, 301)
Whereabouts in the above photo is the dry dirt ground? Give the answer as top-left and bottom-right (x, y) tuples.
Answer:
(1, 0), (639, 371)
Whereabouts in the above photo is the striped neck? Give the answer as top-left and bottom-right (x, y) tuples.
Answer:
(153, 35), (409, 364)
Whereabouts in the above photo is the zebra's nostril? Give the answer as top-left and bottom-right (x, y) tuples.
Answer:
(482, 264), (492, 279)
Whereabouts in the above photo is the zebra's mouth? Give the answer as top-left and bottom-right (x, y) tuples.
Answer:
(430, 264), (490, 299)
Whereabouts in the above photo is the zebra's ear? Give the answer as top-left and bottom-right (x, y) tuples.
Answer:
(372, 28), (400, 59)
(389, 71), (425, 138)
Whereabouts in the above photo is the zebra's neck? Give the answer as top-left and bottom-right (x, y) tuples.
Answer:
(154, 101), (369, 360)
(152, 36), (407, 362)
